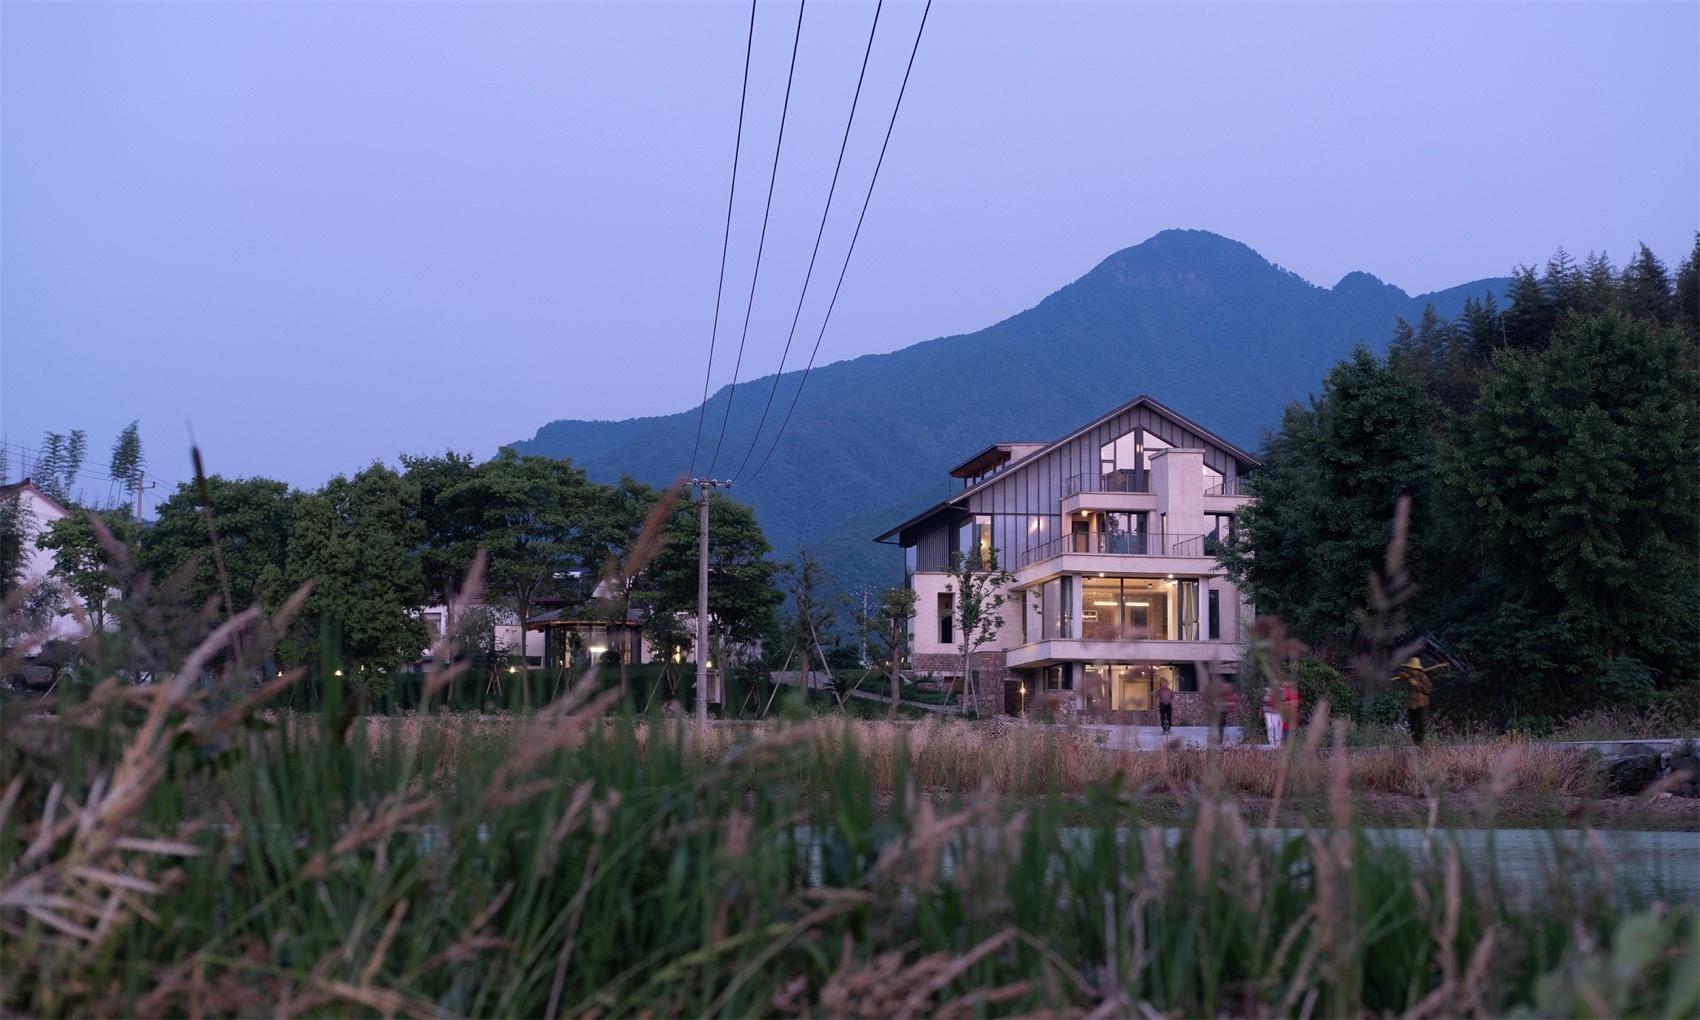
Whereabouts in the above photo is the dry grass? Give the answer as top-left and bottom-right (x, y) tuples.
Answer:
(352, 713), (1603, 801)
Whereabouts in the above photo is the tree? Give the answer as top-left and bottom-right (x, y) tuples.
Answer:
(944, 549), (1015, 716)
(434, 449), (605, 661)
(1442, 311), (1699, 713)
(38, 509), (139, 634)
(399, 450), (481, 604)
(1619, 243), (1677, 327)
(1676, 234), (1700, 338)
(642, 489), (780, 672)
(136, 476), (298, 617)
(777, 548), (845, 701)
(0, 449), (33, 604)
(32, 430), (88, 507)
(108, 421), (145, 501)
(871, 585), (916, 711)
(282, 465), (429, 688)
(1217, 347), (1442, 649)
(1500, 268), (1554, 352)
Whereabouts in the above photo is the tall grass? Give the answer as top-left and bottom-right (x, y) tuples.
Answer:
(3, 635), (1694, 1018)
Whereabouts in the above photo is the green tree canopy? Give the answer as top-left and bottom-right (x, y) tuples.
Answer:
(433, 448), (607, 647)
(282, 465), (428, 682)
(38, 509), (140, 633)
(136, 476), (298, 617)
(643, 489), (780, 661)
(1443, 311), (1699, 710)
(1218, 346), (1442, 649)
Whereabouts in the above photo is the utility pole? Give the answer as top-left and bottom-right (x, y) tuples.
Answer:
(133, 470), (157, 522)
(689, 478), (731, 727)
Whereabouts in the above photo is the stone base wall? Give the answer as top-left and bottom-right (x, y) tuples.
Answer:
(1068, 692), (1220, 726)
(908, 651), (1010, 716)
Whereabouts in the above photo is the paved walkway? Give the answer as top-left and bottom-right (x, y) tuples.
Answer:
(1080, 726), (1696, 756)
(1083, 724), (1246, 750)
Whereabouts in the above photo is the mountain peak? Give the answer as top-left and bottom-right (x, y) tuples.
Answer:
(1332, 270), (1409, 299)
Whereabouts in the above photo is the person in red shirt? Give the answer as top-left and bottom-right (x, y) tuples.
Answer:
(1281, 680), (1301, 738)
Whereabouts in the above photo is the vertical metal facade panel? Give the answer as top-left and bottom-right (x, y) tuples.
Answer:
(930, 395), (1259, 567)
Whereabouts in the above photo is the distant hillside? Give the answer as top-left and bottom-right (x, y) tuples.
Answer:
(513, 229), (1507, 600)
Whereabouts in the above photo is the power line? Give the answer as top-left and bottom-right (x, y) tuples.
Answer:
(705, 0), (808, 477)
(689, 0), (759, 478)
(744, 0), (932, 485)
(731, 0), (884, 482)
(0, 439), (184, 493)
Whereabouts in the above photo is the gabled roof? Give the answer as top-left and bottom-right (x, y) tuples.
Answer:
(873, 394), (1261, 545)
(948, 442), (1047, 479)
(0, 478), (72, 520)
(950, 393), (1260, 504)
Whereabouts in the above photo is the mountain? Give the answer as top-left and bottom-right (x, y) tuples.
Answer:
(512, 229), (1508, 602)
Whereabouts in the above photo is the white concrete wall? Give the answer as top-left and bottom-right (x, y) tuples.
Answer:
(11, 485), (90, 647)
(909, 570), (1023, 660)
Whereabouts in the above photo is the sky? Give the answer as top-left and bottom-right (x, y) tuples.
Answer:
(3, 1), (1695, 506)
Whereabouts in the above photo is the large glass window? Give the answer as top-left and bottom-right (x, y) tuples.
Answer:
(1102, 512), (1149, 554)
(1040, 577), (1074, 639)
(1079, 577), (1170, 640)
(1177, 579), (1199, 640)
(957, 515), (992, 568)
(1082, 664), (1155, 711)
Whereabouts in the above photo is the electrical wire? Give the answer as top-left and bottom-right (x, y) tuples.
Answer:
(705, 0), (808, 478)
(731, 0), (884, 482)
(689, 0), (759, 478)
(743, 0), (932, 485)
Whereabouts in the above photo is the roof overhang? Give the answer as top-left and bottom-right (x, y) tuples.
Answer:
(873, 497), (969, 546)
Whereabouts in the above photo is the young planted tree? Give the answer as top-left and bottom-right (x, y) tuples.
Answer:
(945, 549), (1015, 716)
(778, 548), (851, 706)
(872, 586), (916, 712)
(38, 510), (140, 635)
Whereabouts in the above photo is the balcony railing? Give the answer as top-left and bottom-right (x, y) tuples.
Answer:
(1019, 532), (1207, 567)
(1205, 477), (1250, 497)
(1064, 469), (1150, 496)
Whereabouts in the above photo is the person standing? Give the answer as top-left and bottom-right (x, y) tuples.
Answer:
(1157, 678), (1174, 734)
(1282, 680), (1301, 739)
(1262, 685), (1283, 748)
(1216, 682), (1239, 743)
(1393, 657), (1435, 746)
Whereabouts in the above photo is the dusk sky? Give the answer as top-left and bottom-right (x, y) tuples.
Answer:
(3, 1), (1694, 505)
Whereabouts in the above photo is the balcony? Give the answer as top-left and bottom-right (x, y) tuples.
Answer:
(1065, 469), (1150, 496)
(1205, 477), (1250, 497)
(1018, 531), (1206, 568)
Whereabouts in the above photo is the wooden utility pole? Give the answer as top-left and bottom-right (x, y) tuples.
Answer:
(133, 470), (156, 522)
(690, 478), (731, 727)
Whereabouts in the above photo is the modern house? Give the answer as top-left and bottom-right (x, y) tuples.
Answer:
(875, 395), (1259, 720)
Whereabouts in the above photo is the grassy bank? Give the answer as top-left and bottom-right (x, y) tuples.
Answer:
(3, 660), (1695, 1017)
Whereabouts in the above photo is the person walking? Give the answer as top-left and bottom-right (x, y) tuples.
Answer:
(1157, 677), (1174, 734)
(1393, 656), (1436, 746)
(1262, 685), (1283, 748)
(1282, 680), (1301, 739)
(1215, 682), (1239, 744)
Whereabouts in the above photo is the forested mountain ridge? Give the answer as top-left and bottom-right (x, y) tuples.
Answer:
(513, 230), (1509, 594)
